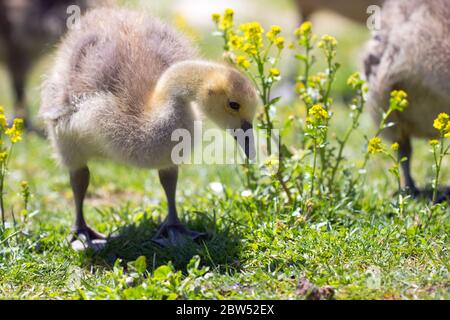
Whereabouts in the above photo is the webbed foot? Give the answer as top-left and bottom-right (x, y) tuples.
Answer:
(152, 221), (207, 247)
(69, 226), (107, 252)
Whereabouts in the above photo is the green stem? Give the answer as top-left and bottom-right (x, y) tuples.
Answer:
(329, 92), (364, 190)
(432, 137), (445, 203)
(310, 140), (318, 198)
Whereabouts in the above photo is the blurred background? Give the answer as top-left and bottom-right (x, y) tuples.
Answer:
(0, 0), (371, 121)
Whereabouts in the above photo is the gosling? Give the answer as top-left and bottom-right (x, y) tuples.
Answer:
(364, 0), (450, 198)
(40, 8), (259, 248)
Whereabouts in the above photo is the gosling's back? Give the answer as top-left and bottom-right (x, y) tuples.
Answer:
(41, 8), (198, 120)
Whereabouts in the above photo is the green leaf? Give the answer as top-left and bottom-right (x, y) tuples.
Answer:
(269, 96), (282, 106)
(295, 54), (307, 61)
(187, 255), (201, 272)
(135, 256), (147, 274)
(153, 265), (172, 280)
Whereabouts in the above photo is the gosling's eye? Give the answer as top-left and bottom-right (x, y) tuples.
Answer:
(229, 101), (241, 111)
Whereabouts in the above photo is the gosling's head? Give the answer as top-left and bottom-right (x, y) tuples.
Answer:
(197, 65), (261, 158)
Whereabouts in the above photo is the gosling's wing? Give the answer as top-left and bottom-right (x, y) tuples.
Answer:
(40, 8), (198, 120)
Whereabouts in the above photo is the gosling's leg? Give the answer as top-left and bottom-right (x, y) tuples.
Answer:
(153, 167), (207, 246)
(399, 138), (419, 196)
(69, 166), (106, 251)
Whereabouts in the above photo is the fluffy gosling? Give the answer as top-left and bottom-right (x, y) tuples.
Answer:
(40, 8), (260, 248)
(364, 0), (450, 198)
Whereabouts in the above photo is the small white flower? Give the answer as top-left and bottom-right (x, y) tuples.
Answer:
(241, 190), (252, 198)
(292, 208), (302, 217)
(209, 182), (224, 194)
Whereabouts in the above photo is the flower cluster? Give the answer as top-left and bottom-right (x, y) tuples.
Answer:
(347, 72), (367, 91)
(6, 119), (24, 144)
(318, 34), (338, 59)
(0, 111), (7, 130)
(429, 139), (439, 147)
(236, 55), (251, 70)
(433, 113), (450, 138)
(212, 8), (234, 33)
(294, 21), (314, 47)
(0, 107), (24, 146)
(430, 112), (450, 202)
(390, 143), (399, 151)
(237, 22), (264, 55)
(212, 9), (284, 78)
(307, 104), (329, 126)
(269, 67), (280, 78)
(390, 90), (408, 112)
(266, 25), (285, 50)
(212, 8), (287, 193)
(0, 105), (25, 226)
(368, 137), (384, 155)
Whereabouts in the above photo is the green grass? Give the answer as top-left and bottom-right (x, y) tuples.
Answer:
(0, 1), (449, 300)
(0, 112), (448, 300)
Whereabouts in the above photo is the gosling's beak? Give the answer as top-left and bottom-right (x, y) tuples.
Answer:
(235, 120), (255, 160)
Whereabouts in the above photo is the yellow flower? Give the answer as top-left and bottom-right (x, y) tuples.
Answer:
(270, 25), (281, 35)
(266, 25), (282, 41)
(269, 68), (280, 78)
(0, 152), (7, 162)
(229, 34), (243, 49)
(241, 43), (258, 55)
(432, 112), (450, 137)
(445, 122), (450, 138)
(429, 139), (439, 147)
(0, 114), (7, 130)
(240, 22), (264, 36)
(5, 118), (24, 144)
(21, 180), (30, 196)
(368, 137), (383, 154)
(224, 8), (234, 17)
(239, 22), (264, 53)
(295, 81), (305, 94)
(274, 36), (285, 49)
(391, 143), (399, 151)
(318, 34), (338, 57)
(347, 72), (364, 90)
(212, 13), (221, 24)
(318, 34), (337, 47)
(307, 104), (329, 125)
(309, 73), (326, 88)
(217, 8), (234, 31)
(433, 113), (449, 131)
(390, 90), (408, 111)
(295, 21), (312, 38)
(236, 55), (251, 70)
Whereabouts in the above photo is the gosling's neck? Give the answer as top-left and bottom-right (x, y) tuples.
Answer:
(149, 60), (224, 111)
